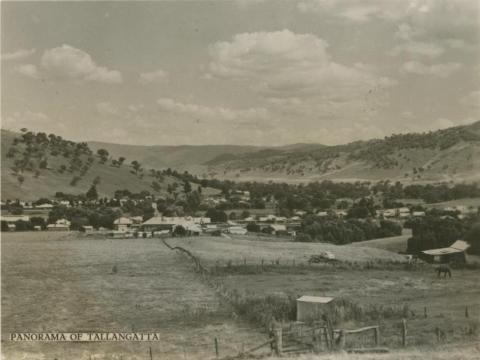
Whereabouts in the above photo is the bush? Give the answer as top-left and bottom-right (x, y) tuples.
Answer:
(295, 233), (312, 242)
(173, 225), (187, 236)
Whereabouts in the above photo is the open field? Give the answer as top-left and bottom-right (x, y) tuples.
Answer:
(170, 236), (407, 267)
(172, 236), (480, 350)
(349, 229), (412, 253)
(426, 197), (480, 209)
(1, 232), (267, 360)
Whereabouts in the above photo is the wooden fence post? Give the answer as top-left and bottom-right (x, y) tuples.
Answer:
(273, 325), (283, 356)
(465, 306), (469, 318)
(374, 326), (380, 346)
(149, 346), (153, 360)
(214, 337), (219, 358)
(424, 306), (427, 318)
(401, 319), (407, 347)
(338, 330), (346, 350)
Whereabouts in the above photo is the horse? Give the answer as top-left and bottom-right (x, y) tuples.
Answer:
(435, 264), (451, 278)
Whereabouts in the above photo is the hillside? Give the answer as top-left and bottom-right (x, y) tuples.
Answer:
(204, 121), (480, 183)
(87, 141), (264, 174)
(2, 122), (480, 200)
(0, 130), (202, 201)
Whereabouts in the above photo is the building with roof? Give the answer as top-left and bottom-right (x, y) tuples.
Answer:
(421, 240), (470, 264)
(0, 215), (30, 223)
(142, 216), (210, 232)
(114, 217), (133, 232)
(296, 295), (335, 322)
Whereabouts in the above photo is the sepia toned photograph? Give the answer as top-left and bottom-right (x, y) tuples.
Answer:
(1, 1), (479, 359)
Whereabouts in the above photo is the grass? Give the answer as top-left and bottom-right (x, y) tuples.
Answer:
(1, 232), (268, 359)
(171, 235), (480, 350)
(170, 235), (407, 268)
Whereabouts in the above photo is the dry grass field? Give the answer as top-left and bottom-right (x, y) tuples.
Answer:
(1, 232), (267, 360)
(170, 236), (407, 267)
(171, 235), (480, 350)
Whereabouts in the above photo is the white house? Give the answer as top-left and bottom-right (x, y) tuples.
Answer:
(113, 217), (133, 232)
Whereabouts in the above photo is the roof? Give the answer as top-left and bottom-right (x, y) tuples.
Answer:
(114, 217), (133, 225)
(0, 215), (30, 222)
(297, 296), (334, 304)
(422, 240), (470, 256)
(450, 240), (470, 251)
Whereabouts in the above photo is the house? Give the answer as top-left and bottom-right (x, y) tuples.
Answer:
(296, 295), (334, 322)
(34, 225), (42, 231)
(35, 203), (54, 209)
(47, 219), (71, 231)
(398, 207), (410, 218)
(412, 211), (426, 217)
(228, 226), (248, 235)
(113, 217), (133, 232)
(80, 225), (94, 232)
(142, 216), (211, 232)
(421, 240), (470, 264)
(269, 224), (288, 236)
(0, 215), (30, 223)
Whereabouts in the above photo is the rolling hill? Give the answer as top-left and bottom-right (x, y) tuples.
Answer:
(2, 121), (479, 200)
(203, 121), (480, 183)
(0, 130), (204, 201)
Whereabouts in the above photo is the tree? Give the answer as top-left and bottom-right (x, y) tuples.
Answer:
(246, 222), (261, 232)
(97, 149), (109, 163)
(173, 225), (187, 236)
(184, 181), (192, 194)
(86, 185), (98, 200)
(205, 208), (228, 223)
(17, 175), (25, 186)
(465, 223), (480, 255)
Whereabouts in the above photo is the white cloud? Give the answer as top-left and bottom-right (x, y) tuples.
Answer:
(460, 90), (480, 109)
(2, 111), (64, 133)
(391, 41), (444, 58)
(156, 97), (268, 122)
(1, 48), (36, 61)
(401, 61), (462, 78)
(208, 30), (395, 101)
(40, 44), (122, 84)
(139, 69), (169, 84)
(297, 0), (436, 22)
(14, 64), (40, 79)
(96, 102), (119, 116)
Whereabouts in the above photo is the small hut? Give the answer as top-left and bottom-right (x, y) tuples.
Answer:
(296, 295), (334, 322)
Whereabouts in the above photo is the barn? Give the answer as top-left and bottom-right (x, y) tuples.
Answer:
(296, 295), (334, 322)
(421, 240), (470, 264)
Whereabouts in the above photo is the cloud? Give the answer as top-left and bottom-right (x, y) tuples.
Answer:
(391, 41), (444, 58)
(460, 90), (480, 109)
(139, 69), (169, 84)
(1, 48), (36, 61)
(96, 102), (119, 116)
(208, 30), (396, 101)
(297, 0), (434, 22)
(40, 44), (122, 84)
(14, 64), (40, 79)
(156, 97), (268, 122)
(2, 111), (65, 134)
(401, 61), (462, 77)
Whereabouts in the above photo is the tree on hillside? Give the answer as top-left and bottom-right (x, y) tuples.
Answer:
(131, 160), (142, 174)
(97, 149), (109, 164)
(86, 185), (98, 200)
(184, 181), (192, 194)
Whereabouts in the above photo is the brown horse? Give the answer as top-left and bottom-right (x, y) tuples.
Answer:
(435, 264), (451, 278)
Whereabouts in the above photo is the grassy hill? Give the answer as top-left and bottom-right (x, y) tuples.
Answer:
(1, 129), (202, 201)
(205, 121), (480, 183)
(2, 121), (479, 200)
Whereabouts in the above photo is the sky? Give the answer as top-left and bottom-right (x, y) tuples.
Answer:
(1, 0), (479, 146)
